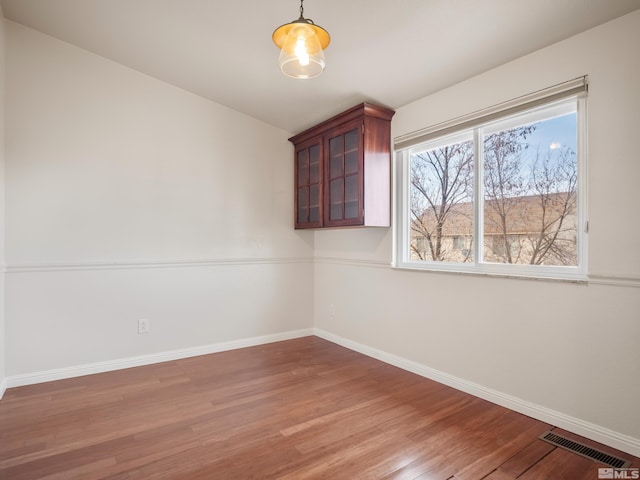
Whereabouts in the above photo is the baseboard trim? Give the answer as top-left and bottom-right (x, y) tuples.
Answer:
(0, 378), (7, 400)
(4, 328), (314, 392)
(314, 328), (640, 458)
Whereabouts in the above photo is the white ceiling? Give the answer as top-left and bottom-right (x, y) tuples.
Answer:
(2, 0), (639, 133)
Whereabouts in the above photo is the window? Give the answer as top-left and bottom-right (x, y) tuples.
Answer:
(394, 78), (587, 280)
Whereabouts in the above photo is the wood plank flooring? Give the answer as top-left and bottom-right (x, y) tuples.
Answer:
(1, 336), (637, 479)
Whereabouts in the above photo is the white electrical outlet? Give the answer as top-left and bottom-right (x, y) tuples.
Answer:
(138, 318), (150, 334)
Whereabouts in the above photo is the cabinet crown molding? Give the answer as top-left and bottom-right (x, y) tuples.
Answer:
(289, 103), (395, 145)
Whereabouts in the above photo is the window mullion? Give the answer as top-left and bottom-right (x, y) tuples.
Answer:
(397, 150), (410, 266)
(402, 151), (410, 265)
(473, 127), (483, 265)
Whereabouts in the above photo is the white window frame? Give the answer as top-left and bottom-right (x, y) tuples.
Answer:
(393, 78), (588, 281)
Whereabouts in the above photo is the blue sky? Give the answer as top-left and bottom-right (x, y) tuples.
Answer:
(526, 112), (577, 153)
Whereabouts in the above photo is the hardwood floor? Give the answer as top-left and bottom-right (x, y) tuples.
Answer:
(0, 336), (637, 479)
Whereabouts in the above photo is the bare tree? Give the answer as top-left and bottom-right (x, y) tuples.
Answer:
(525, 146), (578, 265)
(483, 126), (534, 263)
(483, 123), (577, 265)
(410, 140), (474, 261)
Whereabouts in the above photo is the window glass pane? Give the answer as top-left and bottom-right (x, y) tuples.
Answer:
(329, 136), (344, 178)
(309, 145), (320, 184)
(330, 135), (344, 157)
(297, 150), (309, 186)
(344, 175), (359, 219)
(345, 128), (358, 151)
(309, 207), (320, 223)
(344, 129), (359, 175)
(482, 109), (577, 266)
(329, 179), (343, 220)
(345, 201), (358, 219)
(309, 184), (320, 223)
(345, 174), (358, 203)
(297, 187), (309, 224)
(330, 155), (343, 179)
(345, 151), (358, 176)
(409, 135), (474, 262)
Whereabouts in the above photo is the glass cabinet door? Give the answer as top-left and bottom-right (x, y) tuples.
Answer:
(295, 141), (322, 227)
(326, 125), (362, 225)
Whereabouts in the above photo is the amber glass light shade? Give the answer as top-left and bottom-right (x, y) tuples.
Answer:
(273, 20), (330, 79)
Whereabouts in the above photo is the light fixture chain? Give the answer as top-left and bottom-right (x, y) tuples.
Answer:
(299, 0), (304, 18)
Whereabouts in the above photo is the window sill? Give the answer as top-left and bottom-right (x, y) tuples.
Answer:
(392, 261), (588, 284)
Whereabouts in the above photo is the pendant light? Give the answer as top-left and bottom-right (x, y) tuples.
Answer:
(272, 0), (330, 79)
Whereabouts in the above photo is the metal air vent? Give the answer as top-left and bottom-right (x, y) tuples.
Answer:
(539, 431), (631, 469)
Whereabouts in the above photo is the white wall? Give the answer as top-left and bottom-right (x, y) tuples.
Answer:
(0, 13), (6, 392)
(314, 10), (640, 454)
(4, 21), (314, 376)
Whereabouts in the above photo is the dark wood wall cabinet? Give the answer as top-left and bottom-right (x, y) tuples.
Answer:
(289, 103), (395, 229)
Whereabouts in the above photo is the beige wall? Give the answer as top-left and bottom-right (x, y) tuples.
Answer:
(4, 21), (314, 376)
(314, 10), (640, 453)
(0, 13), (6, 391)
